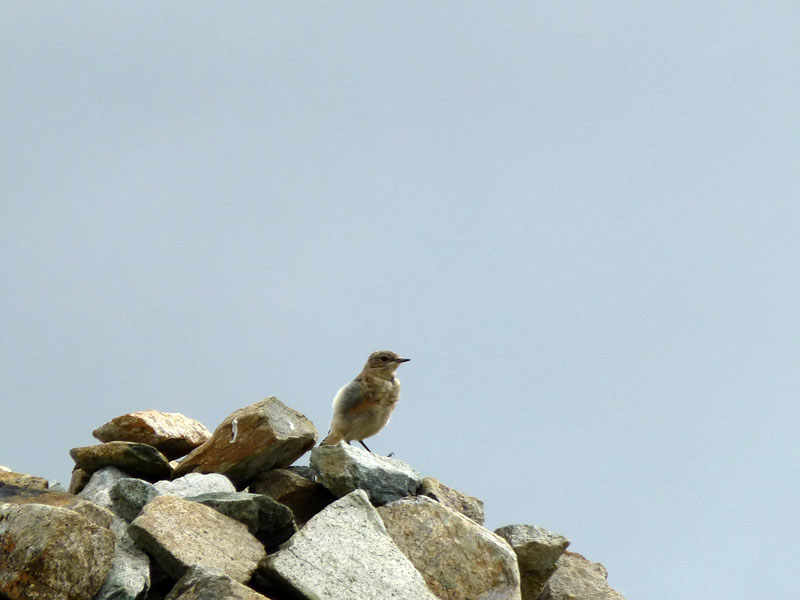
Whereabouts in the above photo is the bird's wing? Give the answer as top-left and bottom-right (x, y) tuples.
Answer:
(333, 379), (367, 414)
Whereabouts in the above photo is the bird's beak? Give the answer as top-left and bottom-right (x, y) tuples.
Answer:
(396, 357), (411, 363)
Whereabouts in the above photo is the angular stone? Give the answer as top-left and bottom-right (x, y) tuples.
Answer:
(69, 441), (172, 481)
(309, 443), (422, 505)
(172, 397), (317, 487)
(495, 524), (570, 600)
(261, 489), (437, 600)
(165, 565), (269, 600)
(0, 503), (116, 600)
(0, 470), (49, 491)
(0, 484), (114, 529)
(78, 466), (132, 511)
(539, 552), (626, 600)
(419, 476), (485, 525)
(377, 495), (521, 600)
(95, 516), (151, 600)
(68, 467), (91, 494)
(129, 495), (265, 583)
(93, 410), (212, 460)
(154, 472), (235, 497)
(249, 468), (335, 526)
(110, 478), (162, 521)
(188, 492), (296, 550)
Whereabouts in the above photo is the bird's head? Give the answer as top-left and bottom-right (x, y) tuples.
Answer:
(363, 350), (410, 376)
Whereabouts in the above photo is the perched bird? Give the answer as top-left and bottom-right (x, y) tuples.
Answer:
(320, 350), (410, 452)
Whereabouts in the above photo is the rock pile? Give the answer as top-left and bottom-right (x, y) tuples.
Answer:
(0, 397), (626, 600)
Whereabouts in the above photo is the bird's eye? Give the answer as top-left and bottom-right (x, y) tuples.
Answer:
(380, 355), (390, 362)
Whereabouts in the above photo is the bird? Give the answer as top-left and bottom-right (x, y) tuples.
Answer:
(320, 350), (410, 452)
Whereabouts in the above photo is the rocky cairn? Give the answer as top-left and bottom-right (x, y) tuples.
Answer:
(0, 397), (626, 600)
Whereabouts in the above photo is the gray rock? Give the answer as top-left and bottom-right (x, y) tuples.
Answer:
(95, 516), (151, 600)
(129, 494), (265, 583)
(309, 443), (422, 505)
(69, 441), (172, 481)
(419, 476), (485, 524)
(248, 468), (335, 526)
(93, 410), (212, 460)
(261, 489), (437, 600)
(78, 466), (131, 510)
(154, 472), (236, 497)
(187, 492), (296, 550)
(378, 495), (522, 600)
(494, 524), (570, 600)
(165, 565), (270, 600)
(539, 552), (626, 600)
(0, 503), (116, 600)
(172, 397), (317, 488)
(110, 478), (162, 521)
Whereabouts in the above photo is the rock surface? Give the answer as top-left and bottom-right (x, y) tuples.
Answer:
(93, 410), (212, 460)
(540, 552), (626, 600)
(0, 483), (114, 529)
(94, 516), (151, 600)
(249, 467), (335, 526)
(261, 489), (438, 600)
(129, 494), (266, 583)
(495, 524), (570, 600)
(165, 565), (270, 600)
(0, 503), (116, 600)
(172, 397), (317, 487)
(69, 441), (172, 481)
(154, 472), (236, 497)
(310, 443), (422, 504)
(110, 477), (162, 521)
(0, 470), (49, 490)
(419, 476), (485, 524)
(378, 495), (521, 600)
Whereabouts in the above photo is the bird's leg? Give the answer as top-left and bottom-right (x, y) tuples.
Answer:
(357, 440), (372, 452)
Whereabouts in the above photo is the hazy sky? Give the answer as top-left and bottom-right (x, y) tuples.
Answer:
(3, 3), (799, 598)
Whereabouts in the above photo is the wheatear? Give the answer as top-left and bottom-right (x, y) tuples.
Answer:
(320, 350), (410, 452)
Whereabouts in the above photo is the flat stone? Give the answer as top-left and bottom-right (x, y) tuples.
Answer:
(154, 472), (235, 497)
(165, 565), (270, 600)
(70, 441), (172, 481)
(129, 494), (265, 583)
(378, 495), (521, 600)
(0, 503), (115, 600)
(248, 468), (335, 526)
(495, 524), (570, 600)
(110, 478), (162, 521)
(260, 489), (437, 600)
(539, 552), (627, 600)
(0, 470), (49, 491)
(0, 484), (114, 529)
(172, 397), (317, 488)
(93, 410), (212, 460)
(309, 443), (422, 505)
(419, 476), (485, 524)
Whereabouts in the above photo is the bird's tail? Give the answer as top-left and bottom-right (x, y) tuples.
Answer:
(319, 431), (342, 446)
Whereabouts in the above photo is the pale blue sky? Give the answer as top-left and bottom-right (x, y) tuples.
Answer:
(3, 3), (799, 598)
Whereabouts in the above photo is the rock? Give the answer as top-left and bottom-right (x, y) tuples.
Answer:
(110, 477), (162, 521)
(154, 472), (236, 497)
(93, 410), (212, 460)
(67, 467), (91, 494)
(165, 565), (270, 600)
(95, 516), (151, 600)
(377, 495), (521, 600)
(69, 441), (172, 481)
(248, 468), (335, 526)
(0, 470), (49, 490)
(187, 491), (297, 550)
(0, 465), (10, 472)
(0, 483), (114, 529)
(419, 476), (485, 525)
(495, 524), (570, 600)
(78, 465), (132, 510)
(260, 489), (437, 600)
(0, 503), (115, 600)
(129, 494), (265, 583)
(309, 443), (422, 505)
(172, 397), (317, 488)
(539, 552), (626, 600)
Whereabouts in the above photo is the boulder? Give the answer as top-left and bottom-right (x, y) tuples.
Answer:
(110, 477), (162, 521)
(539, 552), (626, 600)
(0, 483), (114, 529)
(260, 489), (437, 600)
(69, 441), (172, 481)
(309, 443), (421, 505)
(172, 397), (317, 487)
(165, 565), (270, 600)
(378, 495), (521, 600)
(94, 516), (151, 600)
(0, 503), (115, 600)
(248, 467), (335, 526)
(495, 524), (570, 600)
(93, 410), (212, 460)
(154, 472), (236, 497)
(78, 465), (132, 510)
(129, 494), (265, 583)
(419, 476), (485, 524)
(0, 470), (49, 491)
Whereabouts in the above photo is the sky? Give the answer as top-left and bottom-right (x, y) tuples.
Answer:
(2, 3), (799, 598)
